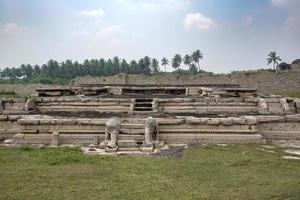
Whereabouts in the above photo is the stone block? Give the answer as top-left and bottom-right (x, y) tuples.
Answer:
(294, 100), (300, 109)
(232, 117), (247, 125)
(105, 147), (118, 153)
(286, 114), (300, 122)
(256, 116), (286, 123)
(207, 118), (220, 125)
(142, 146), (154, 153)
(185, 117), (201, 124)
(50, 131), (60, 147)
(8, 115), (21, 121)
(0, 115), (8, 121)
(220, 118), (234, 126)
(244, 116), (257, 125)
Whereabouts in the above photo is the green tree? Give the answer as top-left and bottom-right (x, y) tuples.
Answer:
(192, 50), (203, 71)
(171, 54), (182, 70)
(161, 57), (169, 72)
(267, 51), (281, 70)
(151, 58), (159, 75)
(183, 55), (192, 67)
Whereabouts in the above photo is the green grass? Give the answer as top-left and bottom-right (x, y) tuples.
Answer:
(0, 91), (19, 98)
(275, 90), (300, 98)
(1, 145), (300, 200)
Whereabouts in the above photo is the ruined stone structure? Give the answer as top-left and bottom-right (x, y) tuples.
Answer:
(0, 83), (300, 154)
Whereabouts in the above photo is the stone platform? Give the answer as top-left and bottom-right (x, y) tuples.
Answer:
(0, 84), (300, 154)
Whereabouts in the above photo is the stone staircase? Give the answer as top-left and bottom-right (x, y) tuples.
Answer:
(118, 123), (145, 151)
(133, 98), (154, 112)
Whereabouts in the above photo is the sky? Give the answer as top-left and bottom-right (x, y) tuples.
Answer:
(0, 0), (299, 73)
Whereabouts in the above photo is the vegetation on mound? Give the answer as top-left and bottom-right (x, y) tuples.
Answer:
(275, 90), (300, 98)
(0, 91), (19, 97)
(0, 145), (300, 200)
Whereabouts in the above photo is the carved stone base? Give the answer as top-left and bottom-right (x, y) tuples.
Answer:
(105, 146), (118, 153)
(143, 141), (153, 148)
(142, 146), (154, 153)
(99, 141), (108, 149)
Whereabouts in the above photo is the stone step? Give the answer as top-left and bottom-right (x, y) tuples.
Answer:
(118, 140), (141, 148)
(120, 128), (144, 135)
(134, 107), (153, 111)
(160, 134), (264, 144)
(118, 147), (141, 152)
(121, 124), (145, 129)
(159, 129), (257, 134)
(261, 131), (300, 140)
(119, 135), (144, 140)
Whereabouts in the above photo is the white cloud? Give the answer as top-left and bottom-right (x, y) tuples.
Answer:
(79, 9), (104, 17)
(97, 25), (122, 38)
(285, 13), (300, 34)
(124, 0), (190, 11)
(271, 0), (289, 6)
(1, 22), (20, 33)
(0, 22), (27, 34)
(183, 12), (215, 31)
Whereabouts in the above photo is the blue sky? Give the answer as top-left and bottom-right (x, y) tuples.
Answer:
(0, 0), (299, 73)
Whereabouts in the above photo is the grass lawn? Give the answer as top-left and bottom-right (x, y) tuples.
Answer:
(1, 145), (300, 200)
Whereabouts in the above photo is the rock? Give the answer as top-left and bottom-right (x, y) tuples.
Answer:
(294, 100), (300, 109)
(282, 156), (300, 160)
(272, 140), (300, 149)
(283, 149), (300, 156)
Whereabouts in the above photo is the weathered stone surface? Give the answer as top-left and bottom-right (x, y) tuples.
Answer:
(258, 98), (269, 114)
(185, 117), (201, 124)
(0, 115), (8, 121)
(294, 100), (300, 109)
(256, 116), (286, 123)
(144, 116), (158, 146)
(101, 118), (120, 149)
(18, 119), (39, 125)
(286, 114), (300, 122)
(244, 116), (257, 125)
(232, 117), (247, 125)
(207, 118), (220, 125)
(220, 118), (234, 126)
(50, 131), (60, 147)
(25, 98), (35, 111)
(280, 98), (290, 113)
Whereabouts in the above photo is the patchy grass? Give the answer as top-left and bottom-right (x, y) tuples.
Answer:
(275, 90), (300, 98)
(0, 145), (300, 200)
(0, 91), (19, 98)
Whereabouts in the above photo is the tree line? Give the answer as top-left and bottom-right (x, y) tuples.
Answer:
(0, 50), (204, 84)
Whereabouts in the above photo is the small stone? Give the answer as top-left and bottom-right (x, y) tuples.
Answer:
(283, 149), (300, 156)
(282, 156), (300, 160)
(261, 145), (275, 149)
(216, 144), (228, 147)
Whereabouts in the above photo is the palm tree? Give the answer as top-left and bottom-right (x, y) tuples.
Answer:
(171, 54), (182, 70)
(161, 57), (169, 72)
(267, 51), (281, 70)
(192, 50), (203, 71)
(183, 55), (192, 67)
(151, 58), (159, 75)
